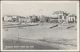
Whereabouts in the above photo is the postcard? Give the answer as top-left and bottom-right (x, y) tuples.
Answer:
(1, 1), (79, 51)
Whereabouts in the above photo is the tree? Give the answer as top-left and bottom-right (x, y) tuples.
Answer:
(53, 11), (69, 23)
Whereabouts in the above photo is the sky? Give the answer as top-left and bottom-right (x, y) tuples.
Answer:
(1, 1), (78, 17)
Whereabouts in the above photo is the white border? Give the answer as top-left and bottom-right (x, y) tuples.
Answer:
(1, 1), (79, 51)
(77, 1), (79, 51)
(1, 1), (3, 51)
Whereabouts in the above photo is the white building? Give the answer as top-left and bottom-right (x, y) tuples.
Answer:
(67, 14), (77, 23)
(3, 16), (12, 22)
(26, 16), (31, 23)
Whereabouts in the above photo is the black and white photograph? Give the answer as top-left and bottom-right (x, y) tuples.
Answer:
(1, 1), (79, 51)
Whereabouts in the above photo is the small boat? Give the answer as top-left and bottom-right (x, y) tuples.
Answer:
(66, 26), (74, 29)
(50, 24), (58, 29)
(27, 23), (39, 26)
